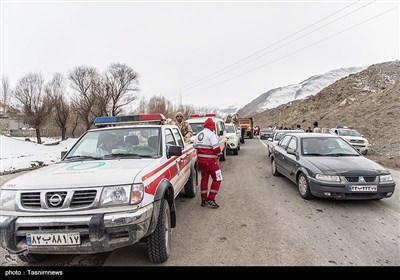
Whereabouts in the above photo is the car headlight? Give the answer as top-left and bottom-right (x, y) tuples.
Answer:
(380, 175), (393, 183)
(228, 136), (235, 141)
(0, 190), (16, 211)
(315, 174), (340, 182)
(100, 185), (131, 206)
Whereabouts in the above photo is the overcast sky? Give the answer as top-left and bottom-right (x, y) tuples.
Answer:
(1, 0), (398, 109)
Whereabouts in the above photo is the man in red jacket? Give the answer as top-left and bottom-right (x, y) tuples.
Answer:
(193, 118), (223, 209)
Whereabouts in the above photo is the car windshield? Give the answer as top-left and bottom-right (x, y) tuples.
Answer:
(66, 127), (161, 159)
(301, 137), (360, 156)
(338, 129), (361, 137)
(190, 122), (205, 136)
(275, 130), (301, 141)
(226, 125), (236, 133)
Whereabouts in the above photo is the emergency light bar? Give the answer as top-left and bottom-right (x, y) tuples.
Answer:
(189, 113), (216, 118)
(94, 114), (166, 126)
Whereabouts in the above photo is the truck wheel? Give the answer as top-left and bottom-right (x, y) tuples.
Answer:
(219, 147), (226, 161)
(18, 253), (47, 263)
(147, 198), (171, 263)
(249, 131), (253, 139)
(184, 169), (197, 198)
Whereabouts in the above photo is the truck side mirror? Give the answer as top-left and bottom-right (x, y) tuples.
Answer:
(167, 145), (182, 158)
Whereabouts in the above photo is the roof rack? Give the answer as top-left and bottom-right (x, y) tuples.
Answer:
(94, 114), (166, 126)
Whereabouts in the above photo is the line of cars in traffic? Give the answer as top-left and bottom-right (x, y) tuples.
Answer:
(187, 113), (241, 157)
(260, 127), (395, 201)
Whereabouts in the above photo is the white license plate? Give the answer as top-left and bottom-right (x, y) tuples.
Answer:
(348, 185), (377, 192)
(26, 233), (80, 246)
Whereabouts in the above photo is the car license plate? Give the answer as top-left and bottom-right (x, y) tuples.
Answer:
(348, 185), (377, 192)
(26, 233), (80, 246)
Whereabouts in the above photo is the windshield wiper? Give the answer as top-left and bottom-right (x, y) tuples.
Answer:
(65, 155), (103, 160)
(304, 153), (324, 156)
(328, 153), (359, 157)
(103, 153), (142, 159)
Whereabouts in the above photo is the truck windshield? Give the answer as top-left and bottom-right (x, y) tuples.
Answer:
(190, 123), (204, 136)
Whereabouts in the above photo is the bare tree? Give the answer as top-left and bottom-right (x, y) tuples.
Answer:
(1, 75), (10, 114)
(45, 73), (70, 140)
(148, 95), (175, 118)
(69, 66), (99, 130)
(132, 96), (147, 114)
(69, 111), (82, 138)
(104, 63), (139, 116)
(176, 104), (197, 119)
(13, 73), (53, 144)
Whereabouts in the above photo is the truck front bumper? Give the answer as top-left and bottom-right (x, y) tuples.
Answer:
(0, 203), (154, 254)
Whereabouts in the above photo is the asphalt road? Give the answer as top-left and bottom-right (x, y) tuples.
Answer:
(1, 138), (399, 267)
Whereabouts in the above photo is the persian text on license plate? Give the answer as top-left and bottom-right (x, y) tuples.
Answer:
(348, 185), (377, 192)
(26, 233), (80, 246)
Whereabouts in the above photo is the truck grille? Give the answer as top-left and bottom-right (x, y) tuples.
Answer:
(46, 192), (67, 208)
(21, 192), (41, 208)
(71, 190), (97, 207)
(19, 188), (99, 211)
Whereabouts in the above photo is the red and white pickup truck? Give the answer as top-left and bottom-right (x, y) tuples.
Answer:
(0, 114), (198, 263)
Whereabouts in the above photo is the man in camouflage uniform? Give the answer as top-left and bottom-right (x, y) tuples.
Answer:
(175, 112), (193, 144)
(232, 113), (240, 127)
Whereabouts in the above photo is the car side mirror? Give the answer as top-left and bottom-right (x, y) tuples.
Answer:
(61, 151), (67, 159)
(287, 148), (297, 156)
(218, 130), (224, 136)
(167, 145), (182, 158)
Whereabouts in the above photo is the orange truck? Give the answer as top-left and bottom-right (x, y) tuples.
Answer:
(239, 117), (254, 139)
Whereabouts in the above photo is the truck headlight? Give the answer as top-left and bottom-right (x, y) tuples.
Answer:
(316, 174), (340, 182)
(380, 175), (393, 183)
(0, 190), (16, 211)
(100, 185), (131, 206)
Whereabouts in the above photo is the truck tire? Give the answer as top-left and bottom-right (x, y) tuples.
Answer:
(184, 169), (198, 198)
(249, 131), (253, 139)
(147, 198), (171, 263)
(18, 253), (47, 263)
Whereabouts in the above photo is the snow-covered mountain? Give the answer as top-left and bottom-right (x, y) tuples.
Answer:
(196, 104), (240, 119)
(237, 66), (366, 117)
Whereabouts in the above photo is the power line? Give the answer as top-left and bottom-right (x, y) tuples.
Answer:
(178, 0), (376, 95)
(166, 0), (362, 98)
(181, 5), (397, 98)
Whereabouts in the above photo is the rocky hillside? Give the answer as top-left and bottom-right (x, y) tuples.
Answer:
(253, 60), (400, 169)
(237, 66), (366, 117)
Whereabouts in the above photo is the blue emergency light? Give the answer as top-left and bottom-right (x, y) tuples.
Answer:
(94, 114), (166, 126)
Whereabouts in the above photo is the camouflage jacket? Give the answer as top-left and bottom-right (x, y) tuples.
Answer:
(177, 121), (193, 144)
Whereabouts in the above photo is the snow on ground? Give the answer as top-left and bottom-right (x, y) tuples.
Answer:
(0, 135), (78, 173)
